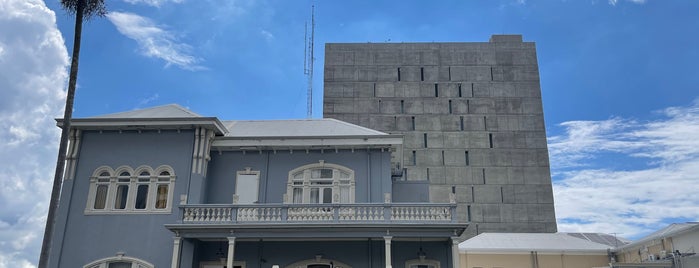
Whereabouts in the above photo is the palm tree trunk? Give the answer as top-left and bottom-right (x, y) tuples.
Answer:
(38, 1), (84, 267)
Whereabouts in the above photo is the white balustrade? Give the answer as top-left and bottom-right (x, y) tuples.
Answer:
(182, 204), (452, 223)
(391, 206), (451, 221)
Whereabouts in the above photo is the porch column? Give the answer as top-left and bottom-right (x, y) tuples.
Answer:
(384, 236), (392, 268)
(451, 237), (461, 268)
(227, 237), (236, 268)
(171, 237), (182, 268)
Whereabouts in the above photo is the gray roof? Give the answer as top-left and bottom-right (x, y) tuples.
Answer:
(459, 233), (611, 253)
(90, 104), (202, 118)
(75, 104), (392, 139)
(65, 104), (227, 134)
(618, 222), (699, 251)
(222, 119), (388, 137)
(563, 233), (630, 248)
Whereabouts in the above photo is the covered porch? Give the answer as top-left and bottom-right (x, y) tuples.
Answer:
(166, 220), (466, 268)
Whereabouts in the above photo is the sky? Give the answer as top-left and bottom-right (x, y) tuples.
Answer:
(1, 0), (698, 266)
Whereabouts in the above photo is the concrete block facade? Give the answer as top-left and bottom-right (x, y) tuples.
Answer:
(323, 35), (557, 237)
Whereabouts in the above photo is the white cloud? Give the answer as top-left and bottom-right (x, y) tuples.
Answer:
(106, 12), (204, 70)
(136, 93), (160, 108)
(550, 99), (699, 238)
(260, 29), (274, 41)
(609, 0), (646, 5)
(0, 0), (69, 267)
(123, 0), (184, 7)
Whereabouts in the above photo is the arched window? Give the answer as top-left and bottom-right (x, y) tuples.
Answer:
(405, 258), (440, 268)
(92, 167), (114, 210)
(83, 255), (153, 268)
(285, 257), (352, 268)
(286, 161), (355, 204)
(85, 165), (175, 214)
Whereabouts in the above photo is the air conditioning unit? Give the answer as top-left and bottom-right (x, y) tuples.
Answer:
(647, 254), (656, 261)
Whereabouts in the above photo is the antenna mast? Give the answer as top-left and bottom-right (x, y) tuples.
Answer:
(304, 4), (315, 118)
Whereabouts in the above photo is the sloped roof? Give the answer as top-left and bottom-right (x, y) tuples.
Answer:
(617, 222), (699, 251)
(62, 104), (227, 134)
(90, 104), (202, 118)
(563, 233), (630, 248)
(459, 233), (611, 253)
(222, 118), (388, 137)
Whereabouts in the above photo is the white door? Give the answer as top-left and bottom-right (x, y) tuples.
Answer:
(236, 174), (259, 204)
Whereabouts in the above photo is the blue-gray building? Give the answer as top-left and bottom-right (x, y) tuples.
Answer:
(49, 104), (466, 268)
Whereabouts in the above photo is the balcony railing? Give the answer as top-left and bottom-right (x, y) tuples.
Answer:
(179, 203), (456, 224)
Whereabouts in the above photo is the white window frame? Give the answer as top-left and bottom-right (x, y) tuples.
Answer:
(234, 168), (260, 204)
(83, 255), (154, 268)
(285, 161), (355, 204)
(405, 258), (440, 268)
(85, 165), (176, 214)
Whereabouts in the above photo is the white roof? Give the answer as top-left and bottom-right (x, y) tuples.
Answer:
(459, 233), (611, 254)
(222, 118), (388, 137)
(618, 222), (699, 251)
(90, 104), (202, 118)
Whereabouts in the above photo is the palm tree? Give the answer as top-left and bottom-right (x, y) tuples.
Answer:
(38, 1), (106, 267)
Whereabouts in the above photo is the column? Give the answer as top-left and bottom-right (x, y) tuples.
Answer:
(227, 237), (236, 268)
(451, 237), (461, 268)
(384, 236), (392, 268)
(171, 237), (182, 268)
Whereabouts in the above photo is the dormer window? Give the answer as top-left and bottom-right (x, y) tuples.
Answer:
(286, 162), (355, 204)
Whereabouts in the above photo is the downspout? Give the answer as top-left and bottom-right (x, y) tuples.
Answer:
(264, 151), (270, 203)
(185, 128), (199, 204)
(367, 149), (371, 202)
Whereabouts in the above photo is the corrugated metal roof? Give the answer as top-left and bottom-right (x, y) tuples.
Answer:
(83, 104), (390, 138)
(618, 222), (699, 250)
(459, 233), (611, 253)
(222, 118), (389, 137)
(89, 104), (202, 118)
(564, 233), (630, 248)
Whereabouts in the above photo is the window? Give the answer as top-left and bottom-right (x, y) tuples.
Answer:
(84, 255), (154, 268)
(85, 165), (176, 214)
(286, 161), (355, 204)
(235, 169), (260, 204)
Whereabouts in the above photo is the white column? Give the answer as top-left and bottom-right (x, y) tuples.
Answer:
(384, 236), (393, 268)
(451, 237), (461, 268)
(227, 237), (236, 268)
(171, 237), (182, 268)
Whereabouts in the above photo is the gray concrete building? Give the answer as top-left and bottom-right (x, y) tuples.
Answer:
(323, 34), (557, 237)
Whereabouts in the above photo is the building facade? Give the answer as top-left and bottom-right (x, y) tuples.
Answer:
(459, 233), (613, 268)
(613, 223), (699, 268)
(48, 104), (466, 268)
(323, 35), (557, 237)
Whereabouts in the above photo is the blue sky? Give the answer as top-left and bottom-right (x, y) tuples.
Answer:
(1, 0), (699, 266)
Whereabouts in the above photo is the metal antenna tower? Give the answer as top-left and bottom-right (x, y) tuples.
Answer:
(303, 4), (315, 118)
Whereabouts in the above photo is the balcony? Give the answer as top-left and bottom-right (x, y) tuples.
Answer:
(179, 203), (457, 224)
